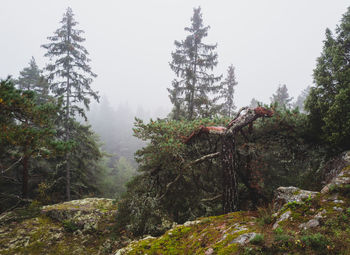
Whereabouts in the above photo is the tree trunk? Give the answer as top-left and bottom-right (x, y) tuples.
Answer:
(22, 155), (29, 198)
(221, 136), (238, 213)
(65, 17), (72, 201)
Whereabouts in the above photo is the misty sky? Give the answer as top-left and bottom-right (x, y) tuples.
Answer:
(1, 0), (349, 117)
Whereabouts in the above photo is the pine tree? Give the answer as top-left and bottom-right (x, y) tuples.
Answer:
(16, 57), (49, 103)
(42, 7), (99, 200)
(0, 79), (62, 198)
(270, 84), (293, 109)
(168, 7), (222, 120)
(220, 65), (238, 117)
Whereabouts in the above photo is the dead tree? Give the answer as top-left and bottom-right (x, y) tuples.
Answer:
(185, 107), (273, 213)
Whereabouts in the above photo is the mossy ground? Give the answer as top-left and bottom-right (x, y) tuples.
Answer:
(0, 198), (119, 255)
(118, 166), (350, 255)
(123, 211), (258, 255)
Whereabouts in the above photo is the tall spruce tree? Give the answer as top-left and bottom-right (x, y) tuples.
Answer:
(42, 7), (98, 200)
(168, 7), (222, 120)
(220, 65), (238, 117)
(16, 57), (49, 103)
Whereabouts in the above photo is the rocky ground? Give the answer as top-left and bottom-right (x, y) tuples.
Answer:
(115, 152), (350, 254)
(0, 198), (120, 254)
(1, 152), (350, 254)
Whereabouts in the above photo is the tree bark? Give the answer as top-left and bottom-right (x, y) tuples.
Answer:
(184, 106), (273, 213)
(21, 155), (29, 198)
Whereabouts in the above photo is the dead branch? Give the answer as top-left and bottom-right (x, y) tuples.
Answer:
(157, 174), (182, 200)
(184, 107), (273, 144)
(190, 152), (220, 165)
(201, 194), (222, 202)
(1, 157), (23, 175)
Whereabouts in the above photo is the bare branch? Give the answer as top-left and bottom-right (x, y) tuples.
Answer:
(190, 152), (220, 165)
(201, 194), (222, 202)
(157, 174), (182, 200)
(1, 157), (23, 175)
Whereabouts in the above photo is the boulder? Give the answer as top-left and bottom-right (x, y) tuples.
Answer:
(273, 186), (319, 211)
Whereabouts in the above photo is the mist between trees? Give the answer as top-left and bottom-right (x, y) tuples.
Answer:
(1, 6), (350, 245)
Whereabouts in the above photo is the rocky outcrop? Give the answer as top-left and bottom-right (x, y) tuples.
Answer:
(0, 197), (118, 255)
(273, 186), (319, 211)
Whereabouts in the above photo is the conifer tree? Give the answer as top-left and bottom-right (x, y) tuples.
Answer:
(249, 98), (260, 108)
(168, 7), (222, 120)
(270, 84), (293, 109)
(42, 7), (98, 200)
(220, 65), (238, 117)
(16, 57), (49, 103)
(306, 7), (350, 149)
(293, 86), (310, 113)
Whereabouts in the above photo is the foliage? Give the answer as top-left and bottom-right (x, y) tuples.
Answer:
(305, 7), (350, 150)
(293, 86), (310, 113)
(301, 233), (328, 251)
(62, 220), (79, 232)
(249, 234), (264, 245)
(256, 204), (273, 226)
(42, 7), (98, 118)
(168, 7), (222, 120)
(270, 84), (293, 109)
(42, 7), (99, 200)
(0, 79), (65, 198)
(15, 57), (49, 104)
(115, 107), (327, 237)
(220, 65), (238, 117)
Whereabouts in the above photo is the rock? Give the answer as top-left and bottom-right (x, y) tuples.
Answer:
(205, 247), (214, 255)
(273, 210), (291, 230)
(333, 206), (343, 212)
(0, 197), (118, 255)
(231, 232), (257, 245)
(321, 151), (350, 193)
(299, 219), (319, 230)
(41, 197), (116, 233)
(274, 186), (319, 211)
(183, 220), (201, 227)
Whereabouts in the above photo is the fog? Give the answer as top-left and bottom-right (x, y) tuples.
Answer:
(1, 0), (349, 116)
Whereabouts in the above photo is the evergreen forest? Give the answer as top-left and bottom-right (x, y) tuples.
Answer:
(1, 4), (350, 255)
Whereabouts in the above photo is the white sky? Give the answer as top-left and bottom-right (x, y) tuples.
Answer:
(1, 0), (349, 116)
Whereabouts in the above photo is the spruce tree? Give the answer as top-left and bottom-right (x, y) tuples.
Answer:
(270, 84), (293, 109)
(168, 7), (221, 120)
(220, 65), (238, 117)
(16, 57), (49, 103)
(306, 7), (350, 149)
(42, 7), (98, 200)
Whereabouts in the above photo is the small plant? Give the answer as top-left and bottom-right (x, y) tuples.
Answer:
(301, 233), (328, 251)
(286, 200), (303, 210)
(346, 207), (350, 215)
(256, 204), (273, 226)
(62, 220), (79, 232)
(250, 234), (264, 245)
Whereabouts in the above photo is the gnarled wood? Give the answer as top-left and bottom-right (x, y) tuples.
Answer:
(184, 106), (273, 213)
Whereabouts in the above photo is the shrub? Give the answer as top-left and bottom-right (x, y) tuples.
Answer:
(250, 234), (264, 245)
(301, 233), (328, 251)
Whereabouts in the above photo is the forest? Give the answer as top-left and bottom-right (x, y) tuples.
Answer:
(1, 3), (350, 255)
